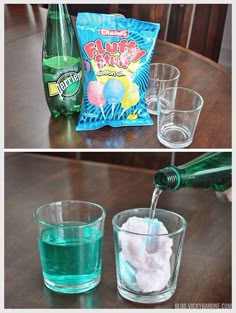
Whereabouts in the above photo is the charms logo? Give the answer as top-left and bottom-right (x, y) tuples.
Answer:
(48, 71), (82, 97)
(100, 29), (129, 37)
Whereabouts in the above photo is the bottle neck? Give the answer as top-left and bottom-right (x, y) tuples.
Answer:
(154, 159), (232, 192)
(47, 4), (71, 23)
(43, 4), (79, 60)
(48, 4), (69, 13)
(154, 166), (182, 191)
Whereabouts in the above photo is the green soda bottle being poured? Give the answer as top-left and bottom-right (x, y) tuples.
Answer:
(42, 4), (83, 118)
(154, 152), (232, 192)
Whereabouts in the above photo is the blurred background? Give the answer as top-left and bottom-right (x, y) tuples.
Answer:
(38, 3), (232, 69)
(35, 152), (204, 170)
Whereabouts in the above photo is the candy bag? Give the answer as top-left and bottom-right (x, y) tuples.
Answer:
(76, 13), (160, 131)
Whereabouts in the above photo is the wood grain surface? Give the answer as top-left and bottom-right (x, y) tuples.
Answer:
(5, 153), (232, 308)
(4, 4), (231, 149)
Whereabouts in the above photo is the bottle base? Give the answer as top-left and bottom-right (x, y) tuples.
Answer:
(51, 112), (61, 118)
(50, 111), (78, 119)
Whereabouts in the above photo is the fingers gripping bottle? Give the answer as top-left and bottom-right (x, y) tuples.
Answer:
(42, 4), (83, 118)
(154, 152), (232, 192)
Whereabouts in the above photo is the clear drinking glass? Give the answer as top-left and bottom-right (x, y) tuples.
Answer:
(145, 63), (180, 115)
(157, 87), (204, 148)
(33, 200), (106, 293)
(112, 208), (187, 303)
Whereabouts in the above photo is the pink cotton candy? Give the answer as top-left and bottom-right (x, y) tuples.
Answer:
(136, 263), (171, 293)
(87, 81), (106, 107)
(120, 216), (173, 292)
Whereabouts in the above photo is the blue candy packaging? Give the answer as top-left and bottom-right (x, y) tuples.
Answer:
(76, 13), (160, 131)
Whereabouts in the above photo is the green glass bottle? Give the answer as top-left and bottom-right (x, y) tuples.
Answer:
(42, 4), (83, 118)
(154, 152), (232, 192)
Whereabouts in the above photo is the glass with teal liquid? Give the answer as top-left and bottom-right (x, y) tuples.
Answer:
(33, 200), (106, 293)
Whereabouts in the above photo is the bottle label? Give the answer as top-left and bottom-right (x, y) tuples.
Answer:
(47, 70), (82, 98)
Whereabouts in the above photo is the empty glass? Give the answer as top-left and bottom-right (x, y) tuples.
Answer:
(145, 63), (180, 115)
(157, 87), (204, 148)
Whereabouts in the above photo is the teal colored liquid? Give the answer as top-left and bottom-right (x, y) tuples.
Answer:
(42, 56), (83, 118)
(38, 225), (103, 293)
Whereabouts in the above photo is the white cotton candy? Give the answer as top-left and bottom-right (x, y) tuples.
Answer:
(136, 263), (171, 293)
(119, 216), (173, 292)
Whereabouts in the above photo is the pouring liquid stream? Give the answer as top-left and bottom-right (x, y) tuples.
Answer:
(149, 187), (162, 220)
(146, 187), (162, 252)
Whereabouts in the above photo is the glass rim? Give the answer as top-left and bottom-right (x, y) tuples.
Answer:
(159, 86), (204, 112)
(33, 200), (106, 228)
(112, 208), (187, 237)
(149, 62), (180, 82)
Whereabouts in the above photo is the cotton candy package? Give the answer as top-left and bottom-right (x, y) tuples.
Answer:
(76, 13), (160, 131)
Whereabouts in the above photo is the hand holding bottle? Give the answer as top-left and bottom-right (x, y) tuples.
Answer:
(216, 187), (232, 202)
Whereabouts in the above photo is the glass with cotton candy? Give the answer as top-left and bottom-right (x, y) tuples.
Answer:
(112, 208), (187, 303)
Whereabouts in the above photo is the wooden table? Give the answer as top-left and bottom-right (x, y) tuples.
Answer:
(4, 4), (231, 149)
(5, 153), (232, 308)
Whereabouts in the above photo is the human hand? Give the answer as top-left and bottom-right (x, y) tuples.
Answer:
(215, 187), (232, 202)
